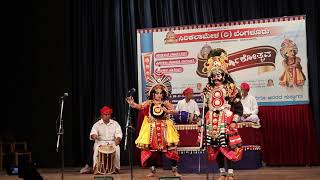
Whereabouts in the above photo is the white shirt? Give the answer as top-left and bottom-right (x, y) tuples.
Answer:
(176, 99), (200, 116)
(90, 119), (123, 142)
(241, 94), (258, 115)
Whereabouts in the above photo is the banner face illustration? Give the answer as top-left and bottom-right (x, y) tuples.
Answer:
(137, 15), (309, 106)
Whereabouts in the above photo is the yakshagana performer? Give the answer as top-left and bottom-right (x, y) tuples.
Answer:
(126, 71), (181, 177)
(202, 48), (244, 180)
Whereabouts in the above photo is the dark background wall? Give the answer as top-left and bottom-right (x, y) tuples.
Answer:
(2, 0), (73, 167)
(3, 0), (319, 168)
(30, 0), (73, 167)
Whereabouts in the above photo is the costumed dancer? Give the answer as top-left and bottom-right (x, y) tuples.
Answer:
(126, 71), (181, 177)
(202, 48), (243, 180)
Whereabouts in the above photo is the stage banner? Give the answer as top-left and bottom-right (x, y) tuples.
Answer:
(137, 15), (309, 106)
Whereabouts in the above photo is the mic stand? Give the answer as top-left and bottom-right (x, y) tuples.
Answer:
(201, 95), (210, 180)
(56, 97), (65, 180)
(124, 102), (135, 180)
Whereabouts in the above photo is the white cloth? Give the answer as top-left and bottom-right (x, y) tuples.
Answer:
(176, 99), (200, 116)
(90, 119), (123, 169)
(241, 94), (260, 123)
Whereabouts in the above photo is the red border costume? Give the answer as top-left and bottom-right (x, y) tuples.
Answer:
(127, 71), (181, 177)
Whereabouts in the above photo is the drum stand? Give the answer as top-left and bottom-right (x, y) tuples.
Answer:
(56, 96), (66, 180)
(124, 103), (135, 180)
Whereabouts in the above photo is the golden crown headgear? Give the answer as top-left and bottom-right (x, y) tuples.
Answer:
(280, 39), (298, 58)
(145, 70), (172, 98)
(204, 48), (229, 77)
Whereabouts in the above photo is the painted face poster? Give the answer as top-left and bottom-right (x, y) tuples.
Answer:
(137, 15), (309, 106)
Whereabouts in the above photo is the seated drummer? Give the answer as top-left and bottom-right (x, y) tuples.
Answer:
(90, 106), (123, 174)
(176, 87), (201, 123)
(240, 82), (260, 124)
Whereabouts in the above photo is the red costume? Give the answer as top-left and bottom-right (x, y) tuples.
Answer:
(203, 48), (243, 179)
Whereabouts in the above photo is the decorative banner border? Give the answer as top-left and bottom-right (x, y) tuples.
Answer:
(137, 16), (304, 33)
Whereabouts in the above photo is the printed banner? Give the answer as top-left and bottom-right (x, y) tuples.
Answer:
(137, 15), (309, 106)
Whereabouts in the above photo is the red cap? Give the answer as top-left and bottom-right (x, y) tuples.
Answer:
(183, 87), (193, 96)
(100, 106), (113, 115)
(240, 82), (250, 91)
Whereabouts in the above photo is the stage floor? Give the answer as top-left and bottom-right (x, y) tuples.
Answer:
(0, 166), (320, 180)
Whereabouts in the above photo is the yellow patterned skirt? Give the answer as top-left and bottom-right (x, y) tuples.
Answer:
(135, 116), (179, 150)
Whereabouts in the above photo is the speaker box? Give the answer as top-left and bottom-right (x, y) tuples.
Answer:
(159, 177), (181, 180)
(94, 176), (114, 180)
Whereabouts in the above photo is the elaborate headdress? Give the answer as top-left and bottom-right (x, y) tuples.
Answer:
(204, 48), (229, 77)
(280, 39), (298, 58)
(145, 70), (172, 98)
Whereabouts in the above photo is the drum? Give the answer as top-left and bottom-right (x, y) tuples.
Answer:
(172, 111), (190, 124)
(95, 145), (116, 174)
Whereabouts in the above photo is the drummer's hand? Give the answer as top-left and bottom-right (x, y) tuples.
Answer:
(91, 134), (98, 140)
(115, 137), (121, 145)
(190, 114), (195, 121)
(196, 117), (202, 123)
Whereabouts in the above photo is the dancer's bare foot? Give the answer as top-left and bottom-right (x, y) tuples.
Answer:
(227, 176), (234, 180)
(146, 172), (155, 177)
(172, 166), (181, 177)
(217, 175), (226, 180)
(172, 171), (182, 177)
(111, 168), (119, 174)
(146, 166), (156, 177)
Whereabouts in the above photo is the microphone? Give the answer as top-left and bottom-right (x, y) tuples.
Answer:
(60, 92), (69, 99)
(127, 88), (136, 97)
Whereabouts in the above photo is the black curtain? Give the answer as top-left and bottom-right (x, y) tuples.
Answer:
(25, 0), (319, 167)
(68, 0), (139, 166)
(3, 0), (72, 168)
